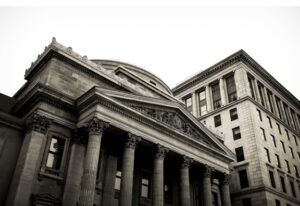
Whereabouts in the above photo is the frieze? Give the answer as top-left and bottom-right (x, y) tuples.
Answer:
(25, 113), (52, 134)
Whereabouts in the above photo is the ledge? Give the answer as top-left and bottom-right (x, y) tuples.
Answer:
(233, 160), (250, 169)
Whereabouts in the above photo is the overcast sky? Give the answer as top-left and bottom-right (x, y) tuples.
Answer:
(0, 5), (300, 100)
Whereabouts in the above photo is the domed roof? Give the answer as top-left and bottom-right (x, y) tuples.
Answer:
(91, 59), (173, 96)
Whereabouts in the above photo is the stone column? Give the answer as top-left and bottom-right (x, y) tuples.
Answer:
(153, 145), (169, 206)
(206, 85), (212, 112)
(78, 117), (109, 206)
(203, 165), (215, 206)
(219, 78), (227, 106)
(119, 133), (141, 206)
(192, 92), (198, 117)
(63, 131), (86, 206)
(254, 80), (261, 103)
(221, 173), (231, 206)
(5, 113), (51, 206)
(180, 156), (193, 206)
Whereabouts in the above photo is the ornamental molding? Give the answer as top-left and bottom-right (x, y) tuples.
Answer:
(25, 113), (52, 134)
(155, 144), (169, 160)
(86, 117), (109, 135)
(181, 156), (194, 169)
(203, 164), (215, 177)
(125, 133), (141, 149)
(222, 173), (232, 185)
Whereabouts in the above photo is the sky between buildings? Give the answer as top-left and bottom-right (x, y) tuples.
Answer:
(0, 5), (300, 100)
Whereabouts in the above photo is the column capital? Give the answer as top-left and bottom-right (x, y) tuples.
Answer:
(222, 173), (231, 185)
(125, 133), (141, 149)
(181, 156), (194, 169)
(203, 164), (215, 177)
(71, 130), (87, 145)
(25, 113), (52, 134)
(86, 117), (109, 135)
(155, 144), (169, 160)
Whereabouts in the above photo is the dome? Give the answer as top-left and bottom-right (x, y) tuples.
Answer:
(91, 59), (173, 96)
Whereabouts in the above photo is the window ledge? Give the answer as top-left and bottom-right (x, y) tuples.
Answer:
(38, 171), (64, 185)
(233, 161), (249, 168)
(276, 167), (285, 175)
(266, 162), (275, 169)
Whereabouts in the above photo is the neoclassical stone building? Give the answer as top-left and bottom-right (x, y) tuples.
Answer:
(0, 39), (235, 206)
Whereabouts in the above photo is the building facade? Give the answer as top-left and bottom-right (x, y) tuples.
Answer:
(173, 50), (300, 206)
(0, 39), (235, 206)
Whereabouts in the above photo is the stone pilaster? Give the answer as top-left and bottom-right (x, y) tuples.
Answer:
(219, 78), (227, 106)
(78, 117), (109, 206)
(153, 145), (169, 206)
(63, 130), (86, 206)
(221, 173), (231, 206)
(203, 165), (215, 206)
(119, 133), (141, 206)
(180, 156), (193, 206)
(192, 92), (198, 117)
(5, 113), (51, 206)
(206, 85), (212, 112)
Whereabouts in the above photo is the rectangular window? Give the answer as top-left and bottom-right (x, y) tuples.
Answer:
(269, 170), (276, 188)
(239, 170), (249, 188)
(230, 108), (238, 121)
(275, 154), (281, 168)
(235, 147), (245, 162)
(289, 147), (294, 159)
(140, 175), (151, 198)
(257, 83), (265, 106)
(290, 181), (296, 197)
(285, 160), (290, 173)
(293, 135), (298, 146)
(275, 97), (282, 120)
(281, 141), (286, 153)
(164, 182), (173, 204)
(233, 127), (241, 140)
(257, 109), (262, 121)
(211, 82), (221, 109)
(265, 148), (271, 163)
(267, 116), (272, 128)
(277, 123), (281, 134)
(283, 103), (290, 125)
(267, 90), (274, 113)
(115, 171), (122, 190)
(260, 128), (266, 141)
(271, 135), (276, 147)
(214, 115), (222, 127)
(184, 96), (193, 113)
(275, 200), (281, 206)
(280, 176), (286, 193)
(199, 90), (207, 116)
(285, 129), (290, 141)
(226, 74), (237, 103)
(248, 76), (255, 99)
(290, 109), (297, 129)
(294, 165), (299, 178)
(242, 198), (252, 206)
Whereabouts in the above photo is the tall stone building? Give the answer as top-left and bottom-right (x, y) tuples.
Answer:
(173, 50), (300, 206)
(0, 39), (235, 206)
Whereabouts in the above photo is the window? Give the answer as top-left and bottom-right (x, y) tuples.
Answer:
(194, 185), (202, 206)
(214, 115), (222, 127)
(290, 109), (297, 129)
(164, 182), (173, 204)
(140, 174), (151, 198)
(298, 152), (300, 159)
(293, 135), (298, 146)
(184, 96), (193, 113)
(115, 171), (122, 190)
(271, 135), (276, 147)
(242, 198), (252, 206)
(285, 160), (290, 173)
(226, 74), (237, 103)
(235, 147), (245, 162)
(267, 116), (272, 128)
(199, 90), (207, 116)
(42, 135), (68, 177)
(281, 141), (286, 153)
(283, 103), (290, 125)
(257, 83), (265, 106)
(267, 90), (274, 113)
(260, 128), (266, 141)
(285, 129), (290, 141)
(280, 176), (286, 193)
(275, 199), (281, 206)
(212, 192), (218, 206)
(294, 165), (299, 178)
(265, 148), (271, 163)
(289, 147), (294, 159)
(233, 127), (241, 140)
(248, 75), (255, 99)
(269, 170), (276, 188)
(275, 97), (283, 120)
(277, 123), (281, 134)
(275, 154), (281, 168)
(257, 109), (262, 121)
(290, 181), (296, 197)
(239, 170), (249, 188)
(230, 108), (238, 121)
(211, 82), (221, 109)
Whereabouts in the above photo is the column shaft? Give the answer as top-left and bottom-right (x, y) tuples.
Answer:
(180, 156), (193, 206)
(203, 165), (214, 206)
(219, 78), (227, 106)
(221, 174), (231, 206)
(192, 92), (198, 117)
(206, 86), (212, 112)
